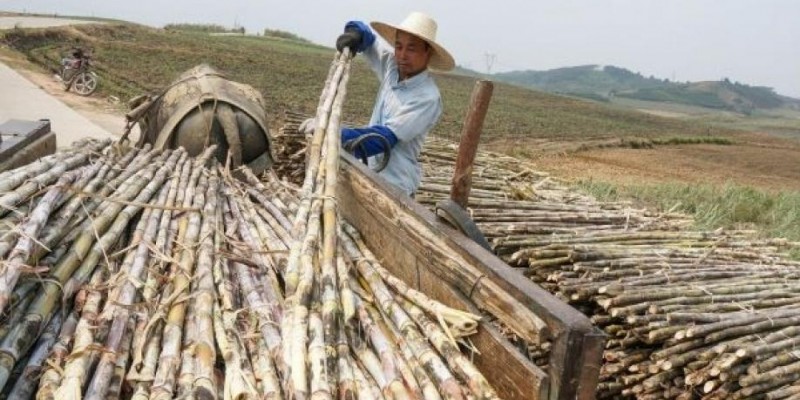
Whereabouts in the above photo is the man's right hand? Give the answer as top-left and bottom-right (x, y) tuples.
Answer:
(336, 28), (362, 53)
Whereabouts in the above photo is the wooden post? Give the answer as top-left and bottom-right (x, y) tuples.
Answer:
(450, 80), (494, 208)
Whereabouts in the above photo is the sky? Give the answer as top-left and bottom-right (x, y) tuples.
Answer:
(4, 0), (799, 97)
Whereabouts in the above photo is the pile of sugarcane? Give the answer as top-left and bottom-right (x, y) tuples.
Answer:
(417, 138), (800, 399)
(257, 56), (800, 398)
(0, 51), (500, 400)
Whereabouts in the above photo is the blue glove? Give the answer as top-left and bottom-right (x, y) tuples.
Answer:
(341, 125), (398, 159)
(337, 21), (376, 54)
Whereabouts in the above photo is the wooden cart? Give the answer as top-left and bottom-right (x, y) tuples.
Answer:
(337, 154), (605, 400)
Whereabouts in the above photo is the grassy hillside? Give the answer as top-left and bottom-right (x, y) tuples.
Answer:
(1, 22), (736, 150)
(493, 65), (668, 99)
(488, 64), (795, 114)
(618, 80), (789, 114)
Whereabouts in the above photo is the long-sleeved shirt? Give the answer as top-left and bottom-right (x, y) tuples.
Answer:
(348, 21), (444, 196)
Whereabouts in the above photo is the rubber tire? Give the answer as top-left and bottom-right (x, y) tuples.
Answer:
(71, 72), (98, 96)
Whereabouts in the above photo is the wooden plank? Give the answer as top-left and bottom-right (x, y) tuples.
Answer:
(417, 274), (548, 399)
(339, 161), (550, 346)
(338, 159), (548, 399)
(337, 155), (604, 400)
(450, 80), (493, 207)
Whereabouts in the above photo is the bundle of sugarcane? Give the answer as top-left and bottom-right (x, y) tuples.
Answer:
(421, 136), (800, 399)
(278, 49), (496, 400)
(502, 228), (800, 399)
(417, 137), (693, 247)
(0, 52), (500, 399)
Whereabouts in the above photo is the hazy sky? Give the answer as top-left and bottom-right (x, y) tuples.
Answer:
(4, 0), (799, 97)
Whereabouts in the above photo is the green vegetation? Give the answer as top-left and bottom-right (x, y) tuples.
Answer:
(579, 180), (800, 248)
(619, 86), (729, 109)
(263, 28), (311, 43)
(0, 22), (732, 145)
(484, 64), (795, 115)
(492, 64), (669, 98)
(164, 23), (245, 34)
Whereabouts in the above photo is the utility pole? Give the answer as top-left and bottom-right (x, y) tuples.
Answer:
(484, 52), (496, 75)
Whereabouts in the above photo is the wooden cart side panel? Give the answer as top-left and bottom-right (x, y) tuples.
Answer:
(338, 161), (548, 399)
(338, 156), (604, 400)
(417, 274), (549, 400)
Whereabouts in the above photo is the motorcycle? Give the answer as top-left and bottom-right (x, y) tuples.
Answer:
(57, 50), (99, 96)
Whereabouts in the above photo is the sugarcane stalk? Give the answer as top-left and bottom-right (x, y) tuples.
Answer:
(350, 332), (389, 398)
(189, 174), (220, 400)
(242, 320), (281, 400)
(35, 308), (79, 400)
(85, 168), (178, 399)
(212, 298), (258, 400)
(142, 152), (191, 304)
(226, 190), (283, 313)
(150, 170), (208, 400)
(0, 289), (36, 343)
(31, 159), (113, 263)
(352, 295), (411, 400)
(0, 171), (78, 313)
(401, 299), (499, 400)
(341, 229), (464, 399)
(0, 150), (73, 193)
(350, 354), (383, 400)
(309, 310), (333, 400)
(285, 164), (327, 400)
(0, 142), (106, 218)
(335, 321), (357, 400)
(343, 223), (480, 340)
(337, 253), (356, 325)
(104, 314), (134, 400)
(223, 205), (285, 382)
(365, 302), (425, 399)
(6, 310), (62, 400)
(285, 50), (349, 298)
(386, 317), (443, 400)
(53, 268), (105, 398)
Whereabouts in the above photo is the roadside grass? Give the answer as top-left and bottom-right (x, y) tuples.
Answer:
(578, 179), (800, 255)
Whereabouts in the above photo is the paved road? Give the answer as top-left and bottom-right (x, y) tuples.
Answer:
(0, 16), (101, 29)
(0, 61), (115, 147)
(0, 16), (115, 147)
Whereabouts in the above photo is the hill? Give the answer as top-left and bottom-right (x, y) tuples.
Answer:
(487, 64), (798, 114)
(493, 64), (668, 100)
(0, 22), (735, 155)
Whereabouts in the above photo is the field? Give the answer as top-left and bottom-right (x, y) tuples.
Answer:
(3, 20), (800, 241)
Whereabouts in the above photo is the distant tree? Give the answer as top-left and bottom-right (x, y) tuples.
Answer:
(263, 28), (312, 43)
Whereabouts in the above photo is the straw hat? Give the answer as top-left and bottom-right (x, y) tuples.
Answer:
(370, 12), (455, 72)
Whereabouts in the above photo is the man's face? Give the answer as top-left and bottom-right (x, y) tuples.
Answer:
(394, 30), (431, 80)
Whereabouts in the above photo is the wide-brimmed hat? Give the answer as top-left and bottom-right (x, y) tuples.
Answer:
(370, 12), (455, 72)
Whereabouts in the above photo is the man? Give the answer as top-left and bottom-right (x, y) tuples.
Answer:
(305, 12), (454, 197)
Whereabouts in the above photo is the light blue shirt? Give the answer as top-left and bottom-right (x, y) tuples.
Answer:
(361, 34), (443, 196)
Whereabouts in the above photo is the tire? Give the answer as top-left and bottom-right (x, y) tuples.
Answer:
(71, 71), (98, 96)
